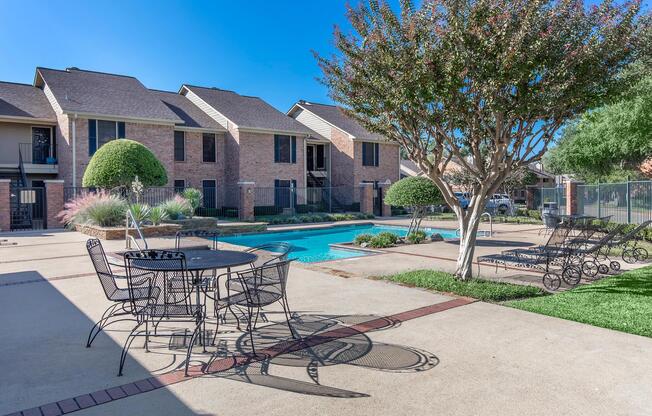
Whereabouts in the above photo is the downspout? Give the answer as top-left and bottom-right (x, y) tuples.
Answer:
(72, 114), (77, 187)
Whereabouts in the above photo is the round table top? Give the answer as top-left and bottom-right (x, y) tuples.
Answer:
(128, 249), (257, 272)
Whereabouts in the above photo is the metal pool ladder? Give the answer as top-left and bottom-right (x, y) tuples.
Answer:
(455, 212), (493, 238)
(125, 208), (148, 250)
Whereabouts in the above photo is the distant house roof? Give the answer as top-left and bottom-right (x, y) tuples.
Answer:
(0, 81), (56, 122)
(35, 67), (183, 123)
(181, 85), (312, 135)
(400, 159), (424, 177)
(291, 101), (385, 141)
(149, 89), (225, 131)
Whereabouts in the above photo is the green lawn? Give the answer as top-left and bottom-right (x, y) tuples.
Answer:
(508, 266), (652, 337)
(380, 270), (544, 302)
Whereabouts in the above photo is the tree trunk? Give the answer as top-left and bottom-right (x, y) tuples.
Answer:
(454, 204), (484, 280)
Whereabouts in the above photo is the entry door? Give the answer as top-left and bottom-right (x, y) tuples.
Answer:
(31, 127), (51, 164)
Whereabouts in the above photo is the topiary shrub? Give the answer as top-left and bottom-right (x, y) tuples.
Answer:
(82, 139), (167, 188)
(384, 177), (443, 235)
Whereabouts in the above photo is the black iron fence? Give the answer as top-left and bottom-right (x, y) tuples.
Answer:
(253, 186), (361, 217)
(10, 185), (45, 230)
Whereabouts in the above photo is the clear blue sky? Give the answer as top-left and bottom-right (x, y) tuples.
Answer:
(0, 0), (644, 114)
(0, 0), (368, 112)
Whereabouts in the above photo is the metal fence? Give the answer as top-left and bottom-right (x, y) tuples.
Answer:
(253, 186), (361, 217)
(577, 180), (652, 224)
(533, 185), (567, 216)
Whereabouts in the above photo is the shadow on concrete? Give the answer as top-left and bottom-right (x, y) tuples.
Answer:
(446, 239), (535, 248)
(0, 270), (203, 415)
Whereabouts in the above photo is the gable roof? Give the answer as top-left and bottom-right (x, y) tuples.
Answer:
(0, 81), (56, 122)
(35, 67), (183, 123)
(182, 85), (312, 135)
(149, 89), (225, 131)
(290, 101), (385, 141)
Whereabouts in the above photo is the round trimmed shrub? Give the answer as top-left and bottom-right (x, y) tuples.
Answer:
(384, 176), (443, 208)
(82, 139), (168, 188)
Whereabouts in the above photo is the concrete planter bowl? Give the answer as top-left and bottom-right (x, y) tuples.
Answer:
(75, 223), (182, 240)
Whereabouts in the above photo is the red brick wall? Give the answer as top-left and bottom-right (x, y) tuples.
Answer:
(330, 127), (355, 188)
(44, 180), (64, 228)
(0, 180), (10, 231)
(172, 131), (225, 189)
(353, 141), (400, 186)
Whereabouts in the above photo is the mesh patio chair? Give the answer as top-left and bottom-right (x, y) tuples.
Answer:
(210, 260), (295, 355)
(120, 250), (205, 376)
(85, 239), (153, 348)
(175, 229), (219, 251)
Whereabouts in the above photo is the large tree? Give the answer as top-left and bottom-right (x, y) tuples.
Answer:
(317, 0), (644, 278)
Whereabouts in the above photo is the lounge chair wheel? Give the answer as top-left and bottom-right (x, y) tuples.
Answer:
(581, 260), (599, 278)
(634, 247), (648, 262)
(598, 264), (609, 274)
(622, 249), (637, 264)
(609, 261), (621, 271)
(562, 266), (581, 286)
(542, 273), (561, 291)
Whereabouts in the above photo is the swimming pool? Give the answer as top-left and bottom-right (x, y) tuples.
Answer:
(219, 223), (458, 263)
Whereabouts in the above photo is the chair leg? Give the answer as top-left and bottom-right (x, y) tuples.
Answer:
(118, 321), (145, 377)
(86, 303), (120, 348)
(280, 298), (297, 339)
(246, 306), (257, 356)
(184, 320), (204, 376)
(144, 319), (149, 352)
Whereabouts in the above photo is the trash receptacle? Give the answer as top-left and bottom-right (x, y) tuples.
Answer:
(542, 202), (559, 228)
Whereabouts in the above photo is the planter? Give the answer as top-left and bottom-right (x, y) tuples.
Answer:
(75, 223), (182, 240)
(166, 217), (218, 230)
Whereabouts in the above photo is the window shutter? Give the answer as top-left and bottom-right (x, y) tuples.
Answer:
(362, 142), (367, 165)
(88, 120), (97, 156)
(52, 127), (57, 159)
(374, 143), (380, 166)
(117, 122), (125, 139)
(274, 135), (280, 163)
(291, 136), (297, 163)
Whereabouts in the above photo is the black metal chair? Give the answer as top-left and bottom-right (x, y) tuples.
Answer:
(175, 229), (220, 251)
(211, 260), (295, 355)
(85, 239), (153, 348)
(245, 242), (292, 267)
(120, 250), (205, 376)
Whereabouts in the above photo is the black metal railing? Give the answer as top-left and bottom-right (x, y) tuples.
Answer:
(19, 143), (54, 165)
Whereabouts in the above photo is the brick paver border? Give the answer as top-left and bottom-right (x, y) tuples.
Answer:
(4, 297), (476, 416)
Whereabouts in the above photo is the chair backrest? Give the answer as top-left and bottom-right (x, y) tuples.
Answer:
(124, 250), (192, 313)
(583, 224), (627, 254)
(619, 220), (652, 242)
(86, 239), (120, 300)
(545, 223), (572, 248)
(175, 229), (219, 250)
(235, 260), (292, 308)
(245, 242), (292, 267)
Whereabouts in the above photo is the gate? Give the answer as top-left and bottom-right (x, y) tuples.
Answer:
(10, 186), (46, 230)
(373, 185), (383, 216)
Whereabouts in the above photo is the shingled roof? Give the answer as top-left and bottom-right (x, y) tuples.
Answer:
(0, 81), (56, 121)
(182, 85), (312, 135)
(35, 67), (183, 123)
(293, 101), (385, 141)
(149, 89), (224, 131)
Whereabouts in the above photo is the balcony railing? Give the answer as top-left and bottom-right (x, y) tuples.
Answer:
(19, 143), (56, 165)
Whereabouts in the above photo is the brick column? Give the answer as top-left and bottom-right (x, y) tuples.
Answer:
(359, 183), (374, 215)
(45, 180), (65, 229)
(379, 182), (392, 217)
(566, 180), (581, 215)
(238, 182), (255, 221)
(0, 179), (10, 232)
(526, 187), (536, 210)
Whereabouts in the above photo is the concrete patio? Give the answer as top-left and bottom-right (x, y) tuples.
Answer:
(1, 227), (651, 415)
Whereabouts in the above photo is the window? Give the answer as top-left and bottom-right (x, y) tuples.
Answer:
(362, 142), (379, 167)
(174, 131), (185, 162)
(88, 119), (125, 156)
(274, 135), (296, 163)
(202, 180), (216, 209)
(173, 180), (185, 193)
(202, 133), (216, 162)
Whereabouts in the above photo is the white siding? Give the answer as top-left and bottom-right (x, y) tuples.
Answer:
(292, 108), (332, 140)
(184, 90), (230, 129)
(42, 83), (63, 114)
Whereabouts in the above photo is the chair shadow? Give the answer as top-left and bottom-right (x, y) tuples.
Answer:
(166, 312), (440, 398)
(446, 239), (535, 248)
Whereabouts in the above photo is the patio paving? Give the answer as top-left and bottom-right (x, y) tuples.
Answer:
(1, 229), (651, 415)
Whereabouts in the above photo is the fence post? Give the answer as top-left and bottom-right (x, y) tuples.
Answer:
(565, 181), (580, 216)
(0, 179), (10, 231)
(626, 177), (632, 224)
(597, 180), (601, 218)
(44, 180), (65, 229)
(238, 182), (255, 221)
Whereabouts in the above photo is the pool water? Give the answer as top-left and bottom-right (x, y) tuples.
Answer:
(219, 224), (458, 263)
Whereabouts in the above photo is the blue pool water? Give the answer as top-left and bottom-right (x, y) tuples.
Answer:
(219, 224), (458, 263)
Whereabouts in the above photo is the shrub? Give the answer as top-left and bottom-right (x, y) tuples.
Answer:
(384, 177), (443, 234)
(129, 203), (150, 224)
(57, 191), (127, 228)
(376, 231), (399, 244)
(354, 233), (374, 245)
(368, 233), (397, 248)
(181, 188), (202, 211)
(527, 210), (542, 220)
(406, 230), (427, 244)
(148, 206), (168, 226)
(160, 196), (193, 220)
(82, 139), (167, 188)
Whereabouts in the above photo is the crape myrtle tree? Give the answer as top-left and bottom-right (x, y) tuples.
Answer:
(317, 0), (644, 279)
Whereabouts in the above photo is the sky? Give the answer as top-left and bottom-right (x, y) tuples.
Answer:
(0, 0), (366, 112)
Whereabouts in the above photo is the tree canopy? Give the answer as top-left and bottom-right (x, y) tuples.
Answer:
(82, 139), (168, 188)
(317, 0), (645, 278)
